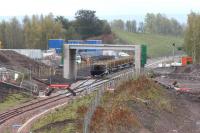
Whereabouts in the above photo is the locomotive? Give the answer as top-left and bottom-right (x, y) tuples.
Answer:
(90, 56), (134, 77)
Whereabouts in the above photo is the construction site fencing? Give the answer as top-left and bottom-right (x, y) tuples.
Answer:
(0, 65), (40, 95)
(0, 64), (54, 79)
(82, 70), (137, 133)
(20, 80), (39, 95)
(29, 64), (55, 78)
(0, 67), (24, 86)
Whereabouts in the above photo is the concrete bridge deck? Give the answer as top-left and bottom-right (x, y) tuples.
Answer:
(63, 44), (141, 80)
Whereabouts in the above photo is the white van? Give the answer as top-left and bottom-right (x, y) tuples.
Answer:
(76, 55), (81, 64)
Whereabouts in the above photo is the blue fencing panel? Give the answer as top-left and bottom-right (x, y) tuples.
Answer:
(68, 40), (84, 44)
(85, 40), (102, 55)
(48, 39), (64, 54)
(67, 40), (103, 56)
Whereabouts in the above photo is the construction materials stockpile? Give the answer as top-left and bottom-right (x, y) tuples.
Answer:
(0, 50), (53, 77)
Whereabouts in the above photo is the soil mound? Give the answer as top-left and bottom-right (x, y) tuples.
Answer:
(0, 50), (50, 70)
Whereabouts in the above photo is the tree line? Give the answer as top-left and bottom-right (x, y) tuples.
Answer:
(0, 14), (63, 49)
(56, 10), (111, 40)
(184, 12), (200, 63)
(111, 13), (184, 36)
(0, 10), (111, 49)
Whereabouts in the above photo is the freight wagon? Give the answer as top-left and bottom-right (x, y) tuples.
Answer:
(90, 56), (134, 77)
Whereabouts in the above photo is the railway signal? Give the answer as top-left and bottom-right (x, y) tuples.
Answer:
(172, 43), (176, 62)
(141, 45), (147, 67)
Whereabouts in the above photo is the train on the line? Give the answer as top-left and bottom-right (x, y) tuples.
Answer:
(90, 56), (134, 77)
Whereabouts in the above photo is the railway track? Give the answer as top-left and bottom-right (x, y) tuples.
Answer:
(0, 67), (131, 126)
(0, 95), (69, 124)
(0, 77), (105, 124)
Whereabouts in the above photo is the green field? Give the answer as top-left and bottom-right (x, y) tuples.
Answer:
(113, 29), (184, 57)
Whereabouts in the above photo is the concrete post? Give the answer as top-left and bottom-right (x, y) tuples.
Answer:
(135, 45), (141, 75)
(63, 44), (77, 80)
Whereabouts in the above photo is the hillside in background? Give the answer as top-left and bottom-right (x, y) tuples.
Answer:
(113, 29), (184, 57)
(87, 33), (127, 44)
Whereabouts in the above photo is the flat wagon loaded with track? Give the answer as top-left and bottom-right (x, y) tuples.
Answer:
(90, 56), (134, 77)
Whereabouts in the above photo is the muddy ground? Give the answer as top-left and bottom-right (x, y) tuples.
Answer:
(136, 89), (200, 133)
(151, 65), (200, 133)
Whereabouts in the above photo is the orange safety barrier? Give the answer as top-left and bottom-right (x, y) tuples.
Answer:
(181, 57), (193, 66)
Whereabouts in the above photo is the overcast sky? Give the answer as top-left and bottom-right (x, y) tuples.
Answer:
(0, 0), (200, 22)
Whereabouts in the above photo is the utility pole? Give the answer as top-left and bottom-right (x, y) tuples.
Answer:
(172, 43), (175, 62)
(0, 41), (2, 48)
(29, 64), (32, 80)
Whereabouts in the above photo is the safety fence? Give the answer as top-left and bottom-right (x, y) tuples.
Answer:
(0, 67), (24, 86)
(82, 70), (137, 133)
(0, 66), (40, 95)
(0, 64), (54, 79)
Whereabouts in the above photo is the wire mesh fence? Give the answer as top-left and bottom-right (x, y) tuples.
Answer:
(82, 70), (137, 133)
(0, 64), (54, 79)
(0, 66), (40, 95)
(20, 80), (39, 95)
(0, 67), (24, 86)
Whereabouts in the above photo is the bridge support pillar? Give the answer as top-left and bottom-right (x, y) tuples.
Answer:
(63, 45), (77, 80)
(135, 45), (141, 75)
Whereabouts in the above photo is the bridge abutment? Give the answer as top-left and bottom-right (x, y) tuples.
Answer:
(63, 45), (77, 80)
(135, 45), (141, 75)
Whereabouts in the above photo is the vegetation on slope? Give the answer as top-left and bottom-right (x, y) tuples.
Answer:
(89, 76), (176, 133)
(30, 76), (195, 133)
(31, 93), (94, 133)
(0, 93), (31, 112)
(113, 29), (184, 57)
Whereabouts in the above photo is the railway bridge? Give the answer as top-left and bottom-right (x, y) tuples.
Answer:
(63, 44), (141, 80)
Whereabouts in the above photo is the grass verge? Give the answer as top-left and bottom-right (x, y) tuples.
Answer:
(31, 93), (95, 133)
(0, 93), (31, 112)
